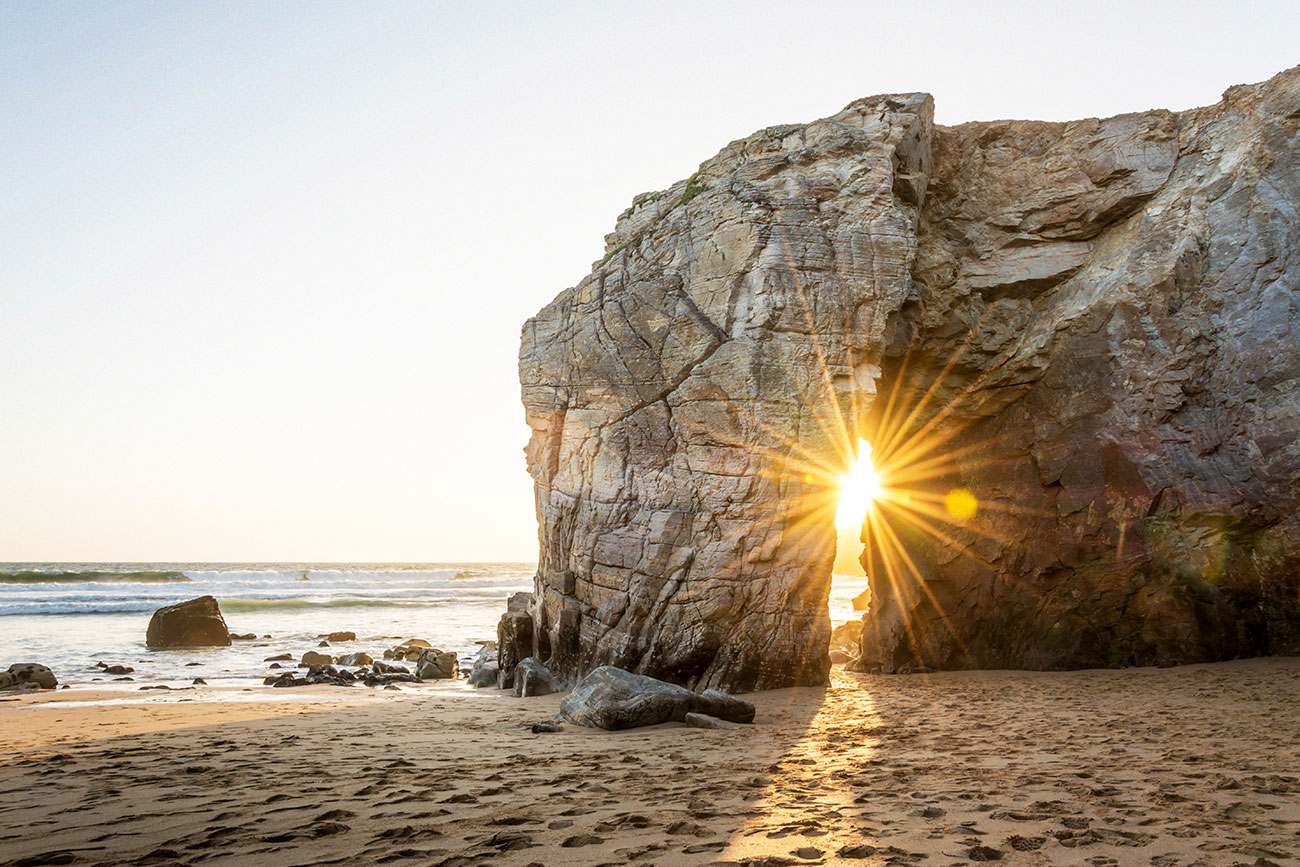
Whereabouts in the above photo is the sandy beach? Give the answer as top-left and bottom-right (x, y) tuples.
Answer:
(1, 658), (1296, 867)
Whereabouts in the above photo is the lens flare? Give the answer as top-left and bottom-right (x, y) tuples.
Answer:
(835, 439), (882, 528)
(945, 488), (979, 521)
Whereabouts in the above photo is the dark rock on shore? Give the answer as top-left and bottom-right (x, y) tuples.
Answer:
(322, 631), (356, 642)
(230, 632), (257, 640)
(497, 592), (534, 690)
(415, 649), (458, 680)
(558, 666), (755, 730)
(468, 643), (499, 688)
(512, 657), (557, 697)
(1, 663), (58, 690)
(146, 596), (231, 648)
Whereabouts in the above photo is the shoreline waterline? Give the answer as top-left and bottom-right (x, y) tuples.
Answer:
(2, 562), (869, 692)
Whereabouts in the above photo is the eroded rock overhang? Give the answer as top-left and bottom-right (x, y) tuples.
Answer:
(511, 66), (1300, 691)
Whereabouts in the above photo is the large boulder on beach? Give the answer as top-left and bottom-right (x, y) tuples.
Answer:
(415, 648), (458, 680)
(0, 663), (58, 690)
(558, 666), (754, 730)
(145, 596), (231, 648)
(301, 650), (334, 666)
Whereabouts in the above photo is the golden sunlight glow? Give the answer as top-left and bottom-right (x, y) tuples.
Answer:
(835, 439), (882, 528)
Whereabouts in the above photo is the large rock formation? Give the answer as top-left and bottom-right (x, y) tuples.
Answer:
(513, 66), (1300, 689)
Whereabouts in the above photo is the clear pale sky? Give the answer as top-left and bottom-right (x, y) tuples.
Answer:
(1, 2), (1296, 562)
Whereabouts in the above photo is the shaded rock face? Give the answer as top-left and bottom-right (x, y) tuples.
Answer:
(496, 592), (534, 690)
(516, 66), (1300, 688)
(511, 657), (557, 697)
(145, 596), (231, 648)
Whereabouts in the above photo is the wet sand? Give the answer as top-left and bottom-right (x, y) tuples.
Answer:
(0, 657), (1297, 866)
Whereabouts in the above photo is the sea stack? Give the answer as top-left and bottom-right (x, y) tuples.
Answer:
(146, 596), (232, 648)
(512, 66), (1300, 690)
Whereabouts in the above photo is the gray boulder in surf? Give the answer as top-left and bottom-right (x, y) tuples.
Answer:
(145, 595), (232, 648)
(558, 666), (755, 730)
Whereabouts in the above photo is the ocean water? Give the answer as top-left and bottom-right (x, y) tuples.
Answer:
(0, 563), (868, 689)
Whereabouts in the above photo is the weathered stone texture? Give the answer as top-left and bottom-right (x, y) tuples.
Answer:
(514, 66), (1300, 688)
(864, 68), (1300, 672)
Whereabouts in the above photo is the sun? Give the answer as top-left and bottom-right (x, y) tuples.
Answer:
(835, 439), (883, 528)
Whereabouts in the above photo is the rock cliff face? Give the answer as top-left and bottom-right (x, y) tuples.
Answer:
(513, 67), (1300, 689)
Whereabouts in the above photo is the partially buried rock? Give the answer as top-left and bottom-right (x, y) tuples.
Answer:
(264, 653), (293, 662)
(415, 648), (458, 680)
(323, 631), (356, 642)
(558, 666), (754, 730)
(683, 712), (734, 730)
(145, 596), (231, 648)
(531, 720), (563, 733)
(229, 632), (257, 640)
(512, 657), (556, 697)
(301, 650), (334, 666)
(103, 664), (134, 675)
(192, 677), (206, 685)
(0, 663), (58, 690)
(468, 642), (499, 688)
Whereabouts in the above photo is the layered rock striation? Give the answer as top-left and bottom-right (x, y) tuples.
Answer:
(512, 67), (1300, 689)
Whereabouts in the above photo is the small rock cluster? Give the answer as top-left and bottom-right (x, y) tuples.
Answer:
(264, 660), (422, 689)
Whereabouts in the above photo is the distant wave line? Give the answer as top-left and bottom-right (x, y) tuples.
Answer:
(0, 595), (517, 616)
(0, 570), (191, 585)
